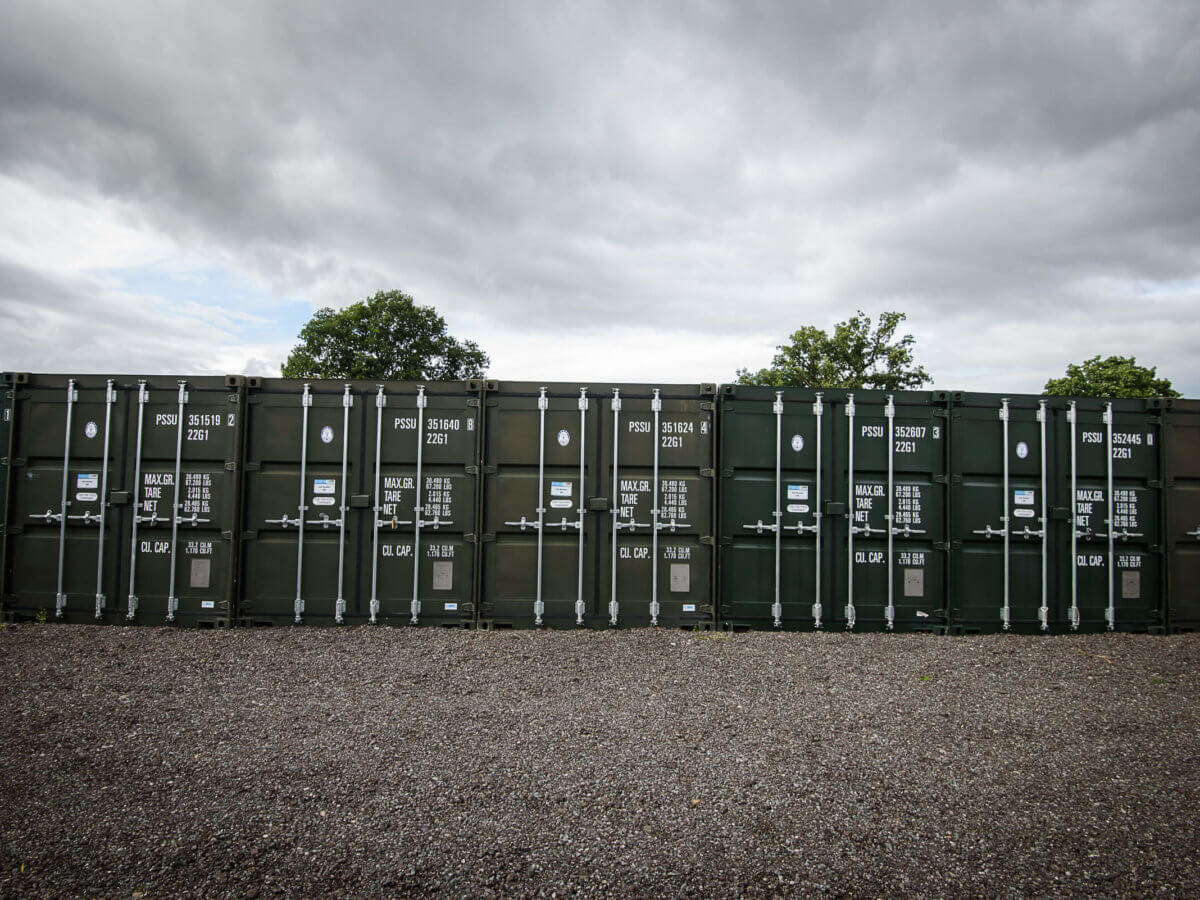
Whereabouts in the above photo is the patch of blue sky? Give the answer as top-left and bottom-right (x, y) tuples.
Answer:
(90, 262), (311, 343)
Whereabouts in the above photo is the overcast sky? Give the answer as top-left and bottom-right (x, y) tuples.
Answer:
(1, 1), (1197, 392)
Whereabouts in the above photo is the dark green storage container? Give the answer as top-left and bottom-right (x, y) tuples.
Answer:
(1, 374), (241, 626)
(718, 385), (949, 631)
(1164, 399), (1200, 631)
(0, 373), (16, 586)
(478, 382), (716, 628)
(949, 393), (1165, 633)
(237, 378), (481, 626)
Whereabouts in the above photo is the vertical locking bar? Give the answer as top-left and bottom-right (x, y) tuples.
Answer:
(575, 388), (589, 625)
(812, 393), (824, 629)
(294, 383), (312, 623)
(127, 381), (148, 619)
(166, 380), (187, 622)
(334, 384), (352, 624)
(844, 394), (856, 630)
(1105, 402), (1115, 631)
(650, 388), (662, 626)
(411, 386), (427, 625)
(1068, 400), (1079, 630)
(55, 379), (77, 617)
(532, 387), (548, 626)
(884, 395), (896, 631)
(1037, 400), (1049, 630)
(609, 389), (621, 626)
(1000, 399), (1011, 631)
(369, 386), (385, 624)
(772, 392), (784, 626)
(93, 379), (116, 619)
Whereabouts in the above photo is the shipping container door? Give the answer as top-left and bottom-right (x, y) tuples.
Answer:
(358, 382), (479, 626)
(0, 373), (15, 583)
(1165, 401), (1200, 630)
(832, 392), (948, 632)
(121, 377), (240, 626)
(240, 381), (363, 625)
(949, 396), (1054, 632)
(479, 384), (605, 627)
(718, 386), (830, 630)
(1054, 400), (1163, 632)
(601, 386), (715, 629)
(2, 376), (125, 623)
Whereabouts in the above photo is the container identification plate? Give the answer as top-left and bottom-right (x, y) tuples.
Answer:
(1014, 489), (1035, 506)
(550, 499), (572, 508)
(77, 473), (99, 489)
(551, 481), (572, 497)
(313, 479), (336, 494)
(787, 484), (808, 501)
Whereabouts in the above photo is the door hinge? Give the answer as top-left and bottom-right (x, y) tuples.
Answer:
(933, 408), (949, 418)
(465, 465), (479, 475)
(244, 462), (261, 472)
(224, 460), (238, 471)
(721, 468), (734, 478)
(700, 467), (714, 477)
(464, 533), (478, 543)
(480, 533), (496, 543)
(482, 464), (498, 475)
(719, 536), (733, 546)
(221, 530), (234, 541)
(467, 398), (480, 408)
(1147, 479), (1162, 488)
(700, 401), (715, 411)
(241, 530), (259, 541)
(3, 457), (26, 467)
(699, 535), (714, 545)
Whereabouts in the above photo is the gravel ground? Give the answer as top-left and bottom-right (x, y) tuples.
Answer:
(0, 626), (1197, 898)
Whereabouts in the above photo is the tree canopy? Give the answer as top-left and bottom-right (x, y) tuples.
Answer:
(736, 310), (929, 390)
(281, 290), (488, 381)
(1043, 355), (1179, 398)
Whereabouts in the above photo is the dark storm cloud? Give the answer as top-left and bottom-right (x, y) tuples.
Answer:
(0, 1), (1197, 388)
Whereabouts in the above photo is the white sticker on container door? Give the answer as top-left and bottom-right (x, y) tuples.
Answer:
(313, 479), (336, 494)
(551, 481), (572, 497)
(787, 484), (808, 500)
(1014, 490), (1035, 506)
(77, 473), (99, 489)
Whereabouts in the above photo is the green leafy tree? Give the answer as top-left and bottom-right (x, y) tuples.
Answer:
(281, 290), (488, 380)
(1043, 355), (1179, 398)
(736, 310), (929, 389)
